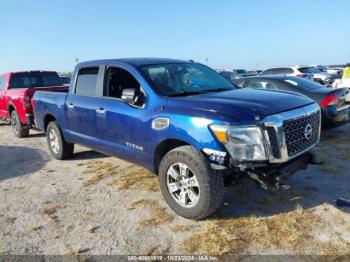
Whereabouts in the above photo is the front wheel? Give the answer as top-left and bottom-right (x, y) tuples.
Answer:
(158, 145), (224, 219)
(10, 110), (29, 138)
(46, 121), (74, 160)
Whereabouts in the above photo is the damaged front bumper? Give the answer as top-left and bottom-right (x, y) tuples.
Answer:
(244, 152), (315, 190)
(221, 152), (316, 190)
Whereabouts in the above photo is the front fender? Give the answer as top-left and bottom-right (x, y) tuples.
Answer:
(150, 112), (239, 156)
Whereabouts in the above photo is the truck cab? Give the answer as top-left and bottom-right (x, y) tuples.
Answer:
(33, 58), (321, 219)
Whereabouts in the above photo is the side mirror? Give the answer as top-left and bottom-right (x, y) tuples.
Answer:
(121, 88), (137, 104)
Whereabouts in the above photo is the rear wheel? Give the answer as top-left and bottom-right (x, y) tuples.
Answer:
(46, 121), (74, 160)
(10, 110), (29, 138)
(158, 145), (224, 219)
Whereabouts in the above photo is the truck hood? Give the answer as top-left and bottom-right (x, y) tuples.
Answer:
(167, 88), (314, 123)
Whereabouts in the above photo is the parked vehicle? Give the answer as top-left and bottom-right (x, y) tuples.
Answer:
(217, 70), (238, 82)
(247, 70), (261, 76)
(234, 76), (350, 128)
(231, 69), (255, 78)
(260, 66), (314, 80)
(301, 66), (337, 85)
(326, 65), (344, 76)
(0, 71), (67, 137)
(33, 58), (321, 219)
(217, 69), (255, 82)
(59, 76), (71, 86)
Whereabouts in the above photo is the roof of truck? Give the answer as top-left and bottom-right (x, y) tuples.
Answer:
(77, 58), (192, 67)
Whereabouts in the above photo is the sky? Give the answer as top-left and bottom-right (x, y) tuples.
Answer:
(0, 0), (349, 72)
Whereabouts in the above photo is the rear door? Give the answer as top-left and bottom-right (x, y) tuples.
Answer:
(65, 66), (104, 149)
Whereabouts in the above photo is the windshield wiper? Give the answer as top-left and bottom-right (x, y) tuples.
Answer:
(169, 88), (233, 97)
(169, 91), (205, 97)
(200, 87), (233, 93)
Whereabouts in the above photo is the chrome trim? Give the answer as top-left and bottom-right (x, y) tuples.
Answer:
(262, 103), (321, 163)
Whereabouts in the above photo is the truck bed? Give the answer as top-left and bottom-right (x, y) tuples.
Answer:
(33, 90), (69, 131)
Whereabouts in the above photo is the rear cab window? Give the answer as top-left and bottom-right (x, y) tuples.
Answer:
(9, 72), (61, 88)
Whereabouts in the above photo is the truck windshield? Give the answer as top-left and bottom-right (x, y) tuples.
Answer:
(141, 63), (234, 96)
(10, 72), (62, 88)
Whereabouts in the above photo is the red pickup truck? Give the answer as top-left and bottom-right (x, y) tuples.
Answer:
(0, 71), (67, 137)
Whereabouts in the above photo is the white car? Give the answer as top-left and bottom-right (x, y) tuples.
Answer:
(260, 66), (314, 80)
(304, 66), (337, 85)
(326, 66), (343, 76)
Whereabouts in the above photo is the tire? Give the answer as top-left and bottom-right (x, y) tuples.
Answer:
(158, 145), (224, 219)
(10, 110), (29, 138)
(46, 121), (74, 160)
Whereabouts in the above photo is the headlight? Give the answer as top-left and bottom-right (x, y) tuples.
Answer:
(210, 125), (267, 161)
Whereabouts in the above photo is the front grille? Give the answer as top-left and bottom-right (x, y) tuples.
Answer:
(283, 111), (320, 157)
(266, 127), (281, 158)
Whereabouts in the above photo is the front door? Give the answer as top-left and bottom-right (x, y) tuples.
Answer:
(95, 66), (150, 164)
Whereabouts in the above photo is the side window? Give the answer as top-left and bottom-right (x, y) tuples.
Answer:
(75, 67), (99, 96)
(9, 73), (31, 88)
(261, 69), (278, 75)
(0, 76), (4, 90)
(104, 67), (145, 107)
(280, 68), (293, 74)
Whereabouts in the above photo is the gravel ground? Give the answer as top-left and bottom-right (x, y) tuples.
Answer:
(0, 122), (349, 255)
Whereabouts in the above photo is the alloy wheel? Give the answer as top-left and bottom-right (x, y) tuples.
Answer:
(166, 162), (200, 208)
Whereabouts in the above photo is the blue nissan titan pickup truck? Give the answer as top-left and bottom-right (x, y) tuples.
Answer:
(33, 58), (321, 219)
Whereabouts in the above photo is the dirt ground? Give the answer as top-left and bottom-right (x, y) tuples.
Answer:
(0, 121), (350, 256)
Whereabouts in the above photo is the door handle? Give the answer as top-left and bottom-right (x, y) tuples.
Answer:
(67, 103), (74, 109)
(96, 108), (106, 114)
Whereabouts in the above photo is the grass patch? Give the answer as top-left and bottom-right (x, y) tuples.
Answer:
(108, 168), (159, 192)
(66, 246), (90, 256)
(41, 205), (63, 222)
(142, 246), (170, 256)
(130, 199), (173, 227)
(321, 237), (350, 255)
(82, 161), (121, 186)
(181, 205), (350, 255)
(170, 225), (192, 233)
(31, 224), (42, 231)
